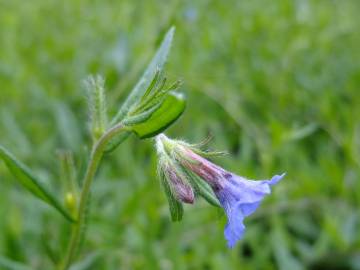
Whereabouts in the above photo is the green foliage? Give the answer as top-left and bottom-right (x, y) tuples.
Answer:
(105, 27), (183, 152)
(111, 26), (175, 125)
(0, 0), (360, 269)
(131, 93), (186, 138)
(0, 145), (74, 222)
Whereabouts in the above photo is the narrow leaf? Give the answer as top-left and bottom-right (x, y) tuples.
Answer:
(133, 77), (168, 113)
(132, 92), (186, 139)
(123, 102), (162, 126)
(111, 27), (175, 125)
(0, 145), (75, 222)
(136, 93), (167, 115)
(140, 68), (161, 103)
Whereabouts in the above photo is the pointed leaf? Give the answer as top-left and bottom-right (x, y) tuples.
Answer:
(111, 27), (175, 125)
(140, 68), (161, 103)
(0, 145), (75, 222)
(134, 77), (168, 114)
(132, 92), (186, 139)
(123, 102), (162, 126)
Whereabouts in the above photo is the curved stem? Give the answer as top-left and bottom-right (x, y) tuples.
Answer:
(60, 123), (127, 270)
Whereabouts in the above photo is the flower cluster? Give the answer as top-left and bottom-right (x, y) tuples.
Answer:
(155, 133), (285, 248)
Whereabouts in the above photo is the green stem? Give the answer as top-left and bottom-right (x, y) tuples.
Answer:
(60, 123), (126, 270)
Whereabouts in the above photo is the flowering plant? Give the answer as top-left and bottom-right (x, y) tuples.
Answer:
(156, 134), (285, 247)
(0, 27), (284, 269)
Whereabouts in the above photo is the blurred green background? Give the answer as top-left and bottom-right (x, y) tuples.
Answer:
(1, 0), (360, 269)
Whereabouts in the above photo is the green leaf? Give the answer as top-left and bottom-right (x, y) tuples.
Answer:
(140, 68), (161, 103)
(133, 77), (167, 114)
(0, 145), (75, 222)
(123, 102), (162, 126)
(132, 92), (186, 139)
(111, 26), (175, 125)
(160, 170), (183, 222)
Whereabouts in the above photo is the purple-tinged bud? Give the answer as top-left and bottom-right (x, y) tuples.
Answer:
(179, 147), (227, 190)
(179, 147), (285, 248)
(156, 134), (195, 205)
(164, 166), (194, 204)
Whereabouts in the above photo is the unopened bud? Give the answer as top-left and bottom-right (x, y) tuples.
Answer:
(65, 192), (77, 213)
(166, 167), (194, 204)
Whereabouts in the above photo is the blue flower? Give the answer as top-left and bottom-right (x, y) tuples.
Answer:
(155, 133), (285, 248)
(215, 173), (285, 248)
(179, 147), (285, 247)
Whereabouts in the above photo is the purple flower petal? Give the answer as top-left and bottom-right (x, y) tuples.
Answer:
(240, 201), (261, 217)
(216, 173), (285, 248)
(224, 204), (246, 248)
(268, 173), (286, 185)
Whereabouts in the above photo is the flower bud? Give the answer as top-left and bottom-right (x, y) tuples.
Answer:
(155, 133), (285, 248)
(164, 166), (194, 204)
(65, 192), (77, 215)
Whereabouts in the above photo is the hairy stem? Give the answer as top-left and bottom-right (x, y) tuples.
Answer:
(60, 123), (126, 270)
